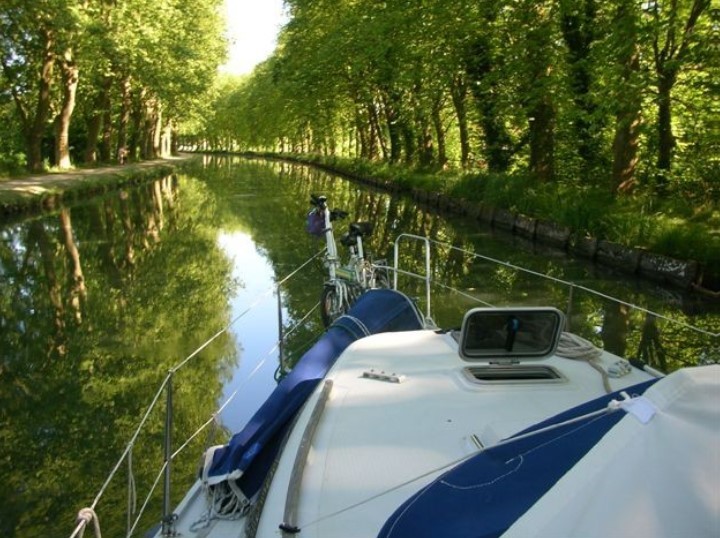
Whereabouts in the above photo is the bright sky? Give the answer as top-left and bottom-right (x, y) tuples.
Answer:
(220, 0), (288, 75)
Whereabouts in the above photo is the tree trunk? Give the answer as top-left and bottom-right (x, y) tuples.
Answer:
(650, 0), (709, 192)
(611, 0), (641, 193)
(140, 97), (158, 159)
(560, 0), (599, 174)
(524, 4), (556, 182)
(150, 100), (162, 158)
(381, 91), (402, 163)
(368, 101), (387, 160)
(365, 103), (379, 160)
(100, 79), (114, 162)
(612, 107), (641, 193)
(655, 71), (677, 187)
(432, 98), (447, 168)
(418, 119), (434, 168)
(86, 76), (112, 163)
(54, 50), (79, 170)
(528, 96), (555, 182)
(402, 121), (416, 165)
(85, 114), (102, 164)
(466, 36), (514, 172)
(355, 108), (370, 160)
(117, 76), (132, 161)
(24, 29), (55, 173)
(450, 75), (470, 168)
(129, 87), (145, 160)
(481, 102), (514, 173)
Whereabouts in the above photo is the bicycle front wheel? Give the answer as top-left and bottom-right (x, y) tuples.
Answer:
(320, 281), (361, 328)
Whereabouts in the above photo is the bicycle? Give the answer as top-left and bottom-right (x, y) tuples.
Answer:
(306, 194), (390, 327)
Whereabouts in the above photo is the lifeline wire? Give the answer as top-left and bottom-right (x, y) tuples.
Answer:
(73, 250), (326, 538)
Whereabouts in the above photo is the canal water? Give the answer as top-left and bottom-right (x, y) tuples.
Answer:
(0, 156), (716, 537)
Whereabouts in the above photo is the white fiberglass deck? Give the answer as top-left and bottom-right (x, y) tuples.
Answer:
(169, 328), (653, 538)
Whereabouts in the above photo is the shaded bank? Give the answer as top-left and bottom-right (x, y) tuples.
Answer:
(241, 152), (717, 298)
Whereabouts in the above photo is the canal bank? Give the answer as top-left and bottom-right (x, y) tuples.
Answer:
(0, 154), (197, 221)
(1, 152), (716, 298)
(242, 152), (718, 299)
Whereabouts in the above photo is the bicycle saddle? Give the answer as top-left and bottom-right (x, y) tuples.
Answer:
(350, 222), (373, 236)
(340, 222), (373, 247)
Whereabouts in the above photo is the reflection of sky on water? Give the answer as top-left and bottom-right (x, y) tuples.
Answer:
(216, 231), (283, 432)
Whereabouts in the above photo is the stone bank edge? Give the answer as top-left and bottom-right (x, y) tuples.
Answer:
(259, 153), (716, 298)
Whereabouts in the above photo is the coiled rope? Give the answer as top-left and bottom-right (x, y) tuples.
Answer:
(556, 332), (612, 393)
(69, 507), (101, 538)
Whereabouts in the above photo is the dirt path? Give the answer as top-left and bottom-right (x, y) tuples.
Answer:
(0, 154), (195, 195)
(0, 154), (197, 218)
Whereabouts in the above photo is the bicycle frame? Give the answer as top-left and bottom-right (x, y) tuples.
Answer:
(309, 195), (387, 327)
(319, 199), (341, 282)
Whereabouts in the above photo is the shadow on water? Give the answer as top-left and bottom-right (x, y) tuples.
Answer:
(0, 155), (716, 537)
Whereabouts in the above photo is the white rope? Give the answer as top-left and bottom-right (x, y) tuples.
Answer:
(69, 507), (101, 538)
(556, 332), (603, 361)
(556, 332), (612, 393)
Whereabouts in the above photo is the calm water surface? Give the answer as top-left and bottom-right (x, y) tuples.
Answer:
(1, 156), (716, 537)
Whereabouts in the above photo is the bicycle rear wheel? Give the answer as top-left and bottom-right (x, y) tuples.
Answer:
(372, 266), (391, 289)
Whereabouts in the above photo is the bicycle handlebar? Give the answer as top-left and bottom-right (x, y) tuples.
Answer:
(330, 209), (348, 221)
(310, 194), (348, 221)
(310, 194), (326, 208)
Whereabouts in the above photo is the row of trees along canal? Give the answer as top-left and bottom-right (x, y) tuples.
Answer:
(1, 1), (714, 204)
(0, 0), (226, 174)
(191, 0), (713, 200)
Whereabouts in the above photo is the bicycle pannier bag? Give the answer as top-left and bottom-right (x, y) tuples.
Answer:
(306, 209), (325, 237)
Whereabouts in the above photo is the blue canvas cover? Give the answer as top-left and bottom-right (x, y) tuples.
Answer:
(377, 378), (658, 538)
(203, 288), (424, 506)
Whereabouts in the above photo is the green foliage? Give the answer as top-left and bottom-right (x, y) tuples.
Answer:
(295, 151), (717, 265)
(0, 0), (227, 171)
(0, 152), (26, 177)
(195, 0), (714, 200)
(0, 174), (238, 536)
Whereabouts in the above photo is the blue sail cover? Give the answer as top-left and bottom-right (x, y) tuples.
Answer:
(378, 378), (659, 538)
(204, 288), (424, 504)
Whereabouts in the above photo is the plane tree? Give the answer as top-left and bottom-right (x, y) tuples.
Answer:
(185, 0), (714, 202)
(0, 0), (225, 172)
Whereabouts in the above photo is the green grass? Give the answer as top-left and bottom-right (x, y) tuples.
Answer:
(277, 152), (719, 267)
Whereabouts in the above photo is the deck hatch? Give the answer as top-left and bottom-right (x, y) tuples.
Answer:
(459, 307), (564, 361)
(463, 365), (566, 384)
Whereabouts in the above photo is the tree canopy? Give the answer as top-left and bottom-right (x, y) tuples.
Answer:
(191, 0), (714, 201)
(0, 0), (226, 172)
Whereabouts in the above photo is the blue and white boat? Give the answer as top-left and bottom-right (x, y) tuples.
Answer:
(73, 235), (719, 538)
(154, 237), (718, 538)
